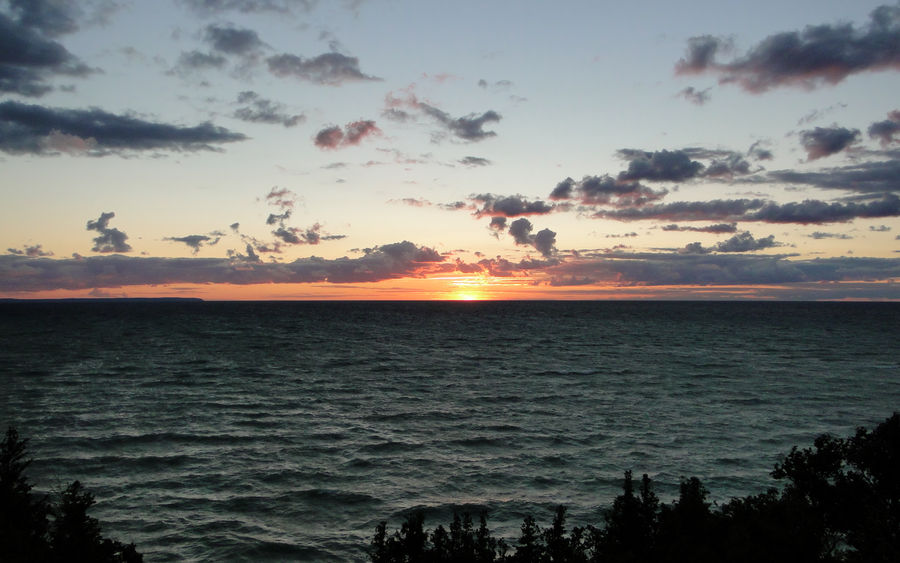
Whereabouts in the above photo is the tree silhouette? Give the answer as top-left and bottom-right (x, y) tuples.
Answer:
(0, 427), (142, 563)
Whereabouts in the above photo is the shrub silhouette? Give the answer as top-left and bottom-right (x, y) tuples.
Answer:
(370, 413), (900, 563)
(0, 427), (142, 563)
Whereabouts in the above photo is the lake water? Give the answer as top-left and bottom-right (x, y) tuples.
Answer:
(1, 301), (898, 561)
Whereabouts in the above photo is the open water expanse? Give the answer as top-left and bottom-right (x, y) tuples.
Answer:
(1, 300), (899, 561)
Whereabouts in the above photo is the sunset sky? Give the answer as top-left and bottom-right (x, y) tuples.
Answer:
(2, 0), (899, 300)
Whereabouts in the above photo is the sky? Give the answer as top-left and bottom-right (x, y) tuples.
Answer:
(1, 0), (900, 301)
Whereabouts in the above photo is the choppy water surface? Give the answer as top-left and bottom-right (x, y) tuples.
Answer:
(2, 301), (898, 561)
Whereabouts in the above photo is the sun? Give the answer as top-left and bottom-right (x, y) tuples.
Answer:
(453, 292), (482, 301)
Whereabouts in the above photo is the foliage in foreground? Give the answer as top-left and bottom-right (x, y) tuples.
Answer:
(370, 413), (900, 563)
(0, 427), (142, 563)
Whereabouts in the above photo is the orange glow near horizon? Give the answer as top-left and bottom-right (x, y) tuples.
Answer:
(2, 278), (898, 301)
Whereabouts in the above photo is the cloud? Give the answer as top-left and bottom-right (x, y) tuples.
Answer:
(0, 240), (447, 291)
(600, 195), (900, 224)
(178, 0), (317, 16)
(6, 244), (53, 257)
(4, 0), (82, 37)
(544, 252), (900, 287)
(267, 52), (381, 85)
(617, 149), (705, 182)
(313, 120), (380, 149)
(507, 218), (557, 257)
(868, 110), (900, 146)
(662, 223), (738, 233)
(165, 233), (223, 254)
(678, 231), (779, 254)
(749, 195), (900, 223)
(0, 12), (94, 97)
(204, 23), (265, 56)
(761, 159), (900, 195)
(675, 5), (900, 92)
(170, 50), (227, 75)
(0, 100), (246, 156)
(678, 86), (711, 105)
(712, 231), (779, 252)
(420, 104), (501, 141)
(799, 126), (860, 160)
(549, 175), (667, 206)
(271, 223), (343, 245)
(488, 216), (507, 237)
(810, 231), (853, 239)
(459, 156), (491, 166)
(265, 186), (297, 209)
(471, 194), (556, 218)
(86, 211), (132, 253)
(234, 91), (304, 127)
(870, 224), (892, 232)
(383, 89), (501, 142)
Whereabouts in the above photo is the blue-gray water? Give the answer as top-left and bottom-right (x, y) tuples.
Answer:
(1, 301), (898, 561)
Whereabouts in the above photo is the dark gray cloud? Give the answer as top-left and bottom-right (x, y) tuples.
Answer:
(550, 175), (667, 205)
(810, 231), (853, 239)
(679, 231), (779, 254)
(271, 223), (344, 245)
(460, 156), (491, 167)
(508, 217), (533, 245)
(761, 159), (900, 195)
(507, 218), (557, 257)
(713, 231), (779, 252)
(617, 149), (705, 182)
(488, 216), (507, 236)
(662, 223), (738, 233)
(266, 210), (291, 225)
(204, 24), (265, 55)
(5, 0), (81, 36)
(0, 100), (247, 156)
(165, 233), (223, 254)
(420, 104), (501, 141)
(267, 52), (380, 85)
(234, 91), (304, 127)
(868, 110), (900, 146)
(675, 5), (900, 92)
(0, 12), (94, 96)
(86, 211), (131, 253)
(472, 194), (556, 218)
(0, 240), (446, 291)
(749, 195), (900, 223)
(545, 253), (900, 288)
(600, 195), (900, 224)
(870, 224), (892, 232)
(678, 86), (711, 105)
(6, 243), (53, 257)
(314, 120), (379, 149)
(799, 126), (860, 160)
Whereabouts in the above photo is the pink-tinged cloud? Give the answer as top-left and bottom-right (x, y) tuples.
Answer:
(868, 110), (900, 146)
(314, 120), (380, 149)
(799, 126), (860, 161)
